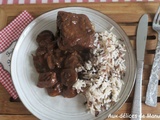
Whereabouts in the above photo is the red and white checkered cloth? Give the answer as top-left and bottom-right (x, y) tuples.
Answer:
(0, 0), (159, 4)
(0, 10), (34, 99)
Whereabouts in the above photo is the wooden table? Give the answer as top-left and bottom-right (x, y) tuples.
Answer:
(0, 2), (160, 120)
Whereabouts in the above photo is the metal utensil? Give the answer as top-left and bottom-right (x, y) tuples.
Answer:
(145, 6), (160, 107)
(131, 14), (148, 120)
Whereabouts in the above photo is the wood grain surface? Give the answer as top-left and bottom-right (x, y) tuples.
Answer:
(0, 2), (160, 120)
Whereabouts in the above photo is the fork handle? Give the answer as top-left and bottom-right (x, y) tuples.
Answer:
(145, 34), (160, 107)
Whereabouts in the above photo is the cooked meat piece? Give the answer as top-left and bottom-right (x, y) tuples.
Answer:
(56, 11), (95, 50)
(36, 30), (55, 47)
(47, 83), (62, 96)
(46, 41), (58, 54)
(60, 68), (77, 87)
(37, 72), (57, 88)
(64, 51), (82, 68)
(36, 47), (47, 56)
(53, 49), (65, 68)
(62, 86), (77, 98)
(47, 54), (56, 70)
(32, 55), (49, 73)
(46, 49), (65, 69)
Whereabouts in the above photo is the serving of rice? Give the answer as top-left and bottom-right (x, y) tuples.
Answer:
(73, 28), (126, 116)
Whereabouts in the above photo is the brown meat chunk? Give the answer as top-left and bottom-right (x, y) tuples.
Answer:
(47, 83), (62, 96)
(36, 30), (55, 47)
(60, 68), (77, 87)
(46, 54), (55, 70)
(64, 51), (82, 68)
(46, 49), (65, 70)
(36, 47), (47, 56)
(62, 86), (77, 98)
(37, 72), (57, 88)
(32, 55), (49, 73)
(57, 11), (95, 50)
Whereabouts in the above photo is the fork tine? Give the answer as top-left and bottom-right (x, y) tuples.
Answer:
(153, 6), (160, 24)
(158, 11), (160, 24)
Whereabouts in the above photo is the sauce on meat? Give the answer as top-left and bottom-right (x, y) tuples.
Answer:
(33, 11), (95, 98)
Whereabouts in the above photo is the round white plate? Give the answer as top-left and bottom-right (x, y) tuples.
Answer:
(11, 7), (136, 120)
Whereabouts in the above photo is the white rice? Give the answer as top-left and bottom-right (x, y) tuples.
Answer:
(73, 28), (126, 116)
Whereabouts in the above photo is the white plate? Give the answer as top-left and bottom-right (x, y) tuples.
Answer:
(11, 7), (136, 120)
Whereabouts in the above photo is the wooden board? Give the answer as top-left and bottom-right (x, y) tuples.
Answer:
(0, 2), (160, 120)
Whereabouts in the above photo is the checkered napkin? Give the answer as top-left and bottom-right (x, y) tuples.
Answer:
(0, 10), (34, 99)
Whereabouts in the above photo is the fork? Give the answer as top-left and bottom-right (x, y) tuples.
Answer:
(145, 6), (160, 107)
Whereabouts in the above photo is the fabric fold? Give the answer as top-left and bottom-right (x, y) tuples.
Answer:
(0, 10), (34, 99)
